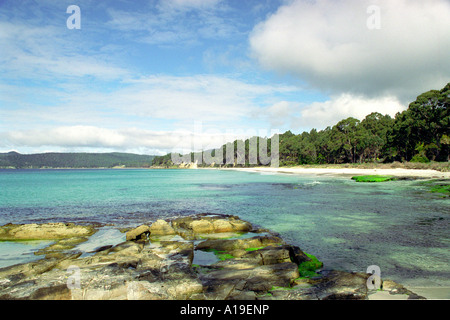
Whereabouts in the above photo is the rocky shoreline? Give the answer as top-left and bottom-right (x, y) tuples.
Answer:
(0, 214), (424, 300)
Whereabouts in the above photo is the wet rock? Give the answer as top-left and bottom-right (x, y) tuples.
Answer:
(35, 236), (90, 258)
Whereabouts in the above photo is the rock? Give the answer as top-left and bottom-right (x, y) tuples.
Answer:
(0, 223), (96, 240)
(288, 245), (311, 265)
(244, 245), (292, 265)
(315, 270), (369, 300)
(378, 279), (426, 299)
(171, 214), (252, 239)
(126, 225), (150, 241)
(0, 214), (425, 301)
(195, 235), (284, 252)
(35, 236), (90, 257)
(149, 219), (176, 236)
(212, 219), (233, 233)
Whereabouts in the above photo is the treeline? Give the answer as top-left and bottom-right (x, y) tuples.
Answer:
(152, 137), (277, 167)
(152, 83), (449, 167)
(0, 152), (155, 169)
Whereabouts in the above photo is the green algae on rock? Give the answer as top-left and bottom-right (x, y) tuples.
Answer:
(297, 253), (323, 278)
(429, 183), (450, 197)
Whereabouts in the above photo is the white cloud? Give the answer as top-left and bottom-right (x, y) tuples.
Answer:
(109, 74), (297, 123)
(293, 94), (405, 130)
(0, 125), (266, 155)
(249, 0), (450, 102)
(263, 101), (301, 127)
(0, 73), (297, 153)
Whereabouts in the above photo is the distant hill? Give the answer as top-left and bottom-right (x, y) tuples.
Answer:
(0, 152), (155, 169)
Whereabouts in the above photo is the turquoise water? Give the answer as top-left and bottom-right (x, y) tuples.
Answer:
(0, 169), (448, 292)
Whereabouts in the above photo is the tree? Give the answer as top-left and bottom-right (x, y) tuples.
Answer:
(390, 82), (449, 161)
(361, 112), (394, 161)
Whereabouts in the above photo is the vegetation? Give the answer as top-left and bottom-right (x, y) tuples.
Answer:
(351, 175), (395, 183)
(429, 182), (450, 197)
(0, 152), (155, 169)
(152, 83), (449, 168)
(297, 253), (323, 278)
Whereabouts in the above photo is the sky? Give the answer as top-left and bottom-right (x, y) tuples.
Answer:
(0, 0), (449, 155)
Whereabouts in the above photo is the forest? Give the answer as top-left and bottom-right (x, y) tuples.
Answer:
(152, 83), (449, 167)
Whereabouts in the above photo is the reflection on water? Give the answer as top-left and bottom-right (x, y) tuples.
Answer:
(0, 240), (54, 268)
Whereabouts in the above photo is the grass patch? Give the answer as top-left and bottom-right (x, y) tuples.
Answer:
(298, 253), (323, 278)
(351, 175), (395, 183)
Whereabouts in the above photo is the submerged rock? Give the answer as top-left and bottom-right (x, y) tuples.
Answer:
(0, 214), (425, 300)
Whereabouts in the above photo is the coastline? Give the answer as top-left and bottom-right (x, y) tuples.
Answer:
(219, 166), (450, 179)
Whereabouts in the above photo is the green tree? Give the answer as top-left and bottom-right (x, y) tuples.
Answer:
(390, 82), (449, 161)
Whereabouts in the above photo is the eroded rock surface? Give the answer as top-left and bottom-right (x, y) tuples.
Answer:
(0, 214), (424, 300)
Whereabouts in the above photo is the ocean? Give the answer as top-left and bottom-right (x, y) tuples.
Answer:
(0, 168), (448, 295)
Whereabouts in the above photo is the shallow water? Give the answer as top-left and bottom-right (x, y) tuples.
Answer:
(0, 240), (54, 268)
(0, 169), (448, 296)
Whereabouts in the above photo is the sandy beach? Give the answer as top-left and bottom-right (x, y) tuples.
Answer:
(222, 166), (450, 179)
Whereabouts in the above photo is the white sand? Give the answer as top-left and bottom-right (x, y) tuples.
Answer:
(222, 167), (450, 179)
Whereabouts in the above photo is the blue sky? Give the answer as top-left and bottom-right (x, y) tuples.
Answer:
(1, 0), (449, 155)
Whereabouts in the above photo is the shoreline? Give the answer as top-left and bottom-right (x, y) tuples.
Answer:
(220, 166), (450, 179)
(1, 165), (449, 179)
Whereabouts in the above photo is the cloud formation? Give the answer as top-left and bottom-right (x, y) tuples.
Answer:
(250, 0), (450, 103)
(0, 124), (274, 155)
(293, 94), (405, 130)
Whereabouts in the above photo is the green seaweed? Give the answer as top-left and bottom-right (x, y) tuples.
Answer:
(418, 179), (450, 197)
(429, 184), (450, 196)
(351, 175), (395, 183)
(298, 253), (323, 278)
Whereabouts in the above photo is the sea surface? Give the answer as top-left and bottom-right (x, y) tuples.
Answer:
(0, 169), (448, 296)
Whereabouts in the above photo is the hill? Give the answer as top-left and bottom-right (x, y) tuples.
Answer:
(0, 152), (155, 169)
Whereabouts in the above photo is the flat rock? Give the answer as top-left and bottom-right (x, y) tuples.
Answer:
(0, 223), (96, 240)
